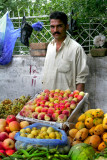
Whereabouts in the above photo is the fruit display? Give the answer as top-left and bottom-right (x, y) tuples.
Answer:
(0, 115), (30, 157)
(19, 89), (85, 123)
(68, 108), (107, 152)
(0, 96), (31, 118)
(19, 126), (62, 140)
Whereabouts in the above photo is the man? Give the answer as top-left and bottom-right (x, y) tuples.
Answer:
(42, 11), (89, 91)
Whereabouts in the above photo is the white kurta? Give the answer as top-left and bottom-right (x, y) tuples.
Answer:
(42, 35), (89, 91)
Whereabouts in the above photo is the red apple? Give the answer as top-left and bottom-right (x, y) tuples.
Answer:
(62, 110), (70, 117)
(29, 105), (36, 112)
(70, 103), (76, 109)
(19, 110), (26, 116)
(60, 90), (65, 95)
(0, 125), (5, 132)
(49, 102), (54, 107)
(52, 113), (59, 121)
(38, 95), (45, 100)
(5, 149), (16, 156)
(66, 107), (71, 112)
(69, 93), (74, 98)
(65, 102), (70, 108)
(0, 132), (9, 141)
(79, 91), (85, 96)
(74, 94), (79, 98)
(60, 105), (65, 111)
(63, 93), (69, 98)
(58, 96), (63, 101)
(9, 121), (20, 132)
(0, 142), (4, 150)
(0, 119), (7, 127)
(40, 104), (45, 107)
(55, 110), (62, 115)
(5, 126), (11, 133)
(9, 131), (17, 140)
(73, 90), (79, 95)
(54, 104), (60, 110)
(44, 89), (50, 94)
(3, 138), (15, 149)
(68, 97), (73, 102)
(0, 149), (6, 156)
(41, 107), (48, 113)
(57, 114), (67, 123)
(44, 95), (49, 101)
(63, 97), (68, 100)
(32, 112), (38, 119)
(64, 100), (68, 104)
(65, 89), (71, 94)
(44, 114), (52, 121)
(44, 105), (49, 108)
(71, 100), (76, 104)
(35, 106), (43, 113)
(47, 108), (55, 115)
(55, 89), (60, 93)
(40, 100), (46, 104)
(77, 95), (83, 102)
(6, 115), (16, 125)
(72, 98), (78, 102)
(37, 112), (45, 120)
(49, 92), (54, 98)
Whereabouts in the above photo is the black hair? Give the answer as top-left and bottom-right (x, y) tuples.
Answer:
(49, 11), (68, 25)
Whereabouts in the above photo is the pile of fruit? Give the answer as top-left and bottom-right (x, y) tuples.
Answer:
(0, 96), (31, 118)
(19, 89), (85, 123)
(20, 126), (62, 140)
(68, 108), (107, 152)
(0, 115), (30, 157)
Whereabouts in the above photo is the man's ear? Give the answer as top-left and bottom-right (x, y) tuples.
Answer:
(66, 24), (69, 30)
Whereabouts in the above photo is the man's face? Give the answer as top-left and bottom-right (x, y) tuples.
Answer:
(50, 19), (68, 41)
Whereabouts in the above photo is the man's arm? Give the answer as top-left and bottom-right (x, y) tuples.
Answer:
(76, 83), (85, 92)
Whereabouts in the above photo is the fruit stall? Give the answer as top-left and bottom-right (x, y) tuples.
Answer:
(0, 89), (107, 160)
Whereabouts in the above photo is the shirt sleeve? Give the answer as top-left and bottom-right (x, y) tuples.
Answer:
(75, 46), (89, 84)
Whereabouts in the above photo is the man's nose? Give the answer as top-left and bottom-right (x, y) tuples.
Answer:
(54, 26), (58, 32)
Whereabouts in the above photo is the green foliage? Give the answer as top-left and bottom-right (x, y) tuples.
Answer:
(0, 0), (106, 55)
(0, 0), (106, 19)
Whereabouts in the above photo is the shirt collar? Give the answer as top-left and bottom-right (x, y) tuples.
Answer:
(51, 34), (70, 46)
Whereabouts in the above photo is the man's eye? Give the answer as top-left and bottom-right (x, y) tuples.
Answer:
(50, 26), (54, 29)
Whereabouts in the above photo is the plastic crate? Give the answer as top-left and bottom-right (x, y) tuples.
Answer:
(16, 93), (89, 129)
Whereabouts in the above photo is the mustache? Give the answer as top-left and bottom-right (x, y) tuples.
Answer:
(53, 32), (60, 35)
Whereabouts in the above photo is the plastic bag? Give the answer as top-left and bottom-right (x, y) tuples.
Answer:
(32, 21), (43, 31)
(20, 16), (33, 47)
(20, 16), (43, 46)
(14, 123), (68, 149)
(0, 12), (20, 65)
(0, 12), (43, 65)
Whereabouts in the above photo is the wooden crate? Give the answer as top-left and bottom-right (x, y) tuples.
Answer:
(90, 48), (107, 57)
(30, 43), (48, 57)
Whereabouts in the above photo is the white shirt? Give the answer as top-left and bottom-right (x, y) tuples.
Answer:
(42, 35), (89, 91)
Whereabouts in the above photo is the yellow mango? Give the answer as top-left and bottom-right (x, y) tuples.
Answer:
(85, 117), (93, 129)
(78, 113), (86, 122)
(94, 124), (105, 136)
(103, 117), (107, 129)
(75, 121), (85, 130)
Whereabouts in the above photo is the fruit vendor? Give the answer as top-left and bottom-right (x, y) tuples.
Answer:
(42, 11), (89, 91)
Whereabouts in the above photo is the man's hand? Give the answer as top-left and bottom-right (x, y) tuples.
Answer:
(76, 83), (85, 92)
